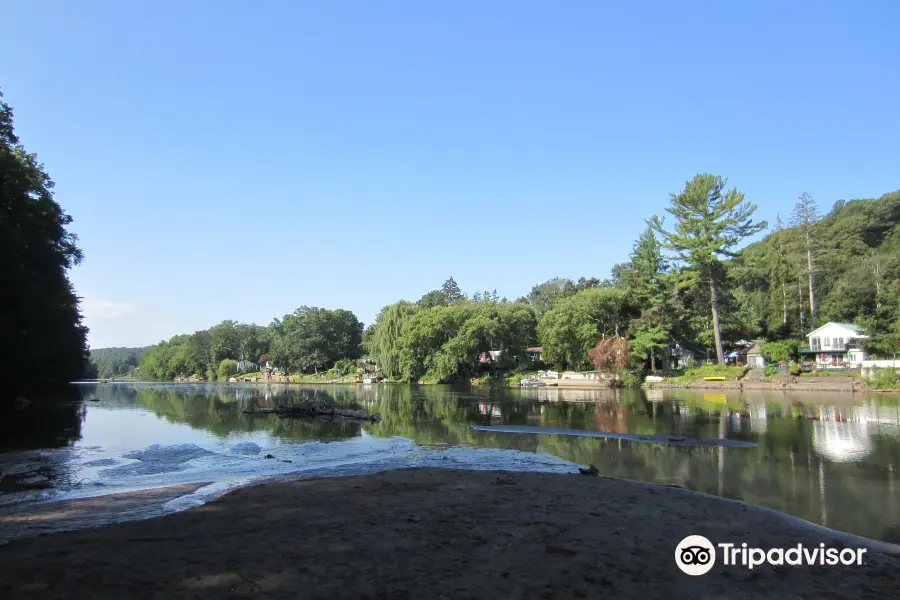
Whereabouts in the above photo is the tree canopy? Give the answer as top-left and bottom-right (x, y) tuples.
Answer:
(88, 347), (145, 379)
(396, 301), (537, 382)
(114, 181), (900, 383)
(268, 307), (363, 374)
(650, 174), (766, 364)
(1, 90), (89, 398)
(538, 287), (628, 371)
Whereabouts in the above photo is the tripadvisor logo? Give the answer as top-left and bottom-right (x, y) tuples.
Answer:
(675, 535), (868, 576)
(675, 535), (716, 576)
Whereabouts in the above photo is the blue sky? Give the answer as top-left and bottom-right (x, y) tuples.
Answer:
(2, 1), (898, 349)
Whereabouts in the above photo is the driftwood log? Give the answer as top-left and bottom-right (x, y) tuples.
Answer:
(243, 398), (381, 423)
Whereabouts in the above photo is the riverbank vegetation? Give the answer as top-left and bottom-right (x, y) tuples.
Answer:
(126, 178), (900, 387)
(1, 91), (89, 400)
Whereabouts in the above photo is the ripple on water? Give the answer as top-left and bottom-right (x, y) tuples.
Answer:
(82, 459), (118, 467)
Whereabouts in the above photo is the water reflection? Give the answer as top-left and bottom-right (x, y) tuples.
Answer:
(0, 388), (86, 495)
(3, 383), (900, 543)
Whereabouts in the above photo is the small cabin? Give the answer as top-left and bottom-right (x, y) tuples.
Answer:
(746, 343), (765, 368)
(662, 340), (705, 370)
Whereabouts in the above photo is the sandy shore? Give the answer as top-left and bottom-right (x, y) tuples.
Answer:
(1, 468), (898, 599)
(0, 483), (211, 545)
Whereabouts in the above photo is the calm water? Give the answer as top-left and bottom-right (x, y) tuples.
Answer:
(2, 382), (900, 542)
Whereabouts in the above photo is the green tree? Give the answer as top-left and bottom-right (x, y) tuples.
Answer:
(1, 90), (89, 398)
(527, 277), (575, 316)
(210, 320), (240, 364)
(417, 289), (449, 309)
(396, 303), (536, 382)
(649, 174), (766, 365)
(441, 277), (464, 304)
(418, 277), (465, 308)
(614, 228), (671, 371)
(217, 358), (238, 380)
(236, 323), (269, 362)
(269, 307), (363, 373)
(538, 287), (628, 370)
(366, 301), (419, 379)
(761, 340), (800, 363)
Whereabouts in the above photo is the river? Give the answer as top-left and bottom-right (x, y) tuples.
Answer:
(2, 382), (899, 543)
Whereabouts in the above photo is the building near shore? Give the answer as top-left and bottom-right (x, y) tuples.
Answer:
(801, 322), (869, 367)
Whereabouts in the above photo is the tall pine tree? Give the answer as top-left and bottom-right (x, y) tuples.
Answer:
(650, 174), (766, 365)
(619, 228), (670, 371)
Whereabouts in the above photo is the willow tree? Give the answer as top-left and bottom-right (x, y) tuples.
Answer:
(649, 174), (766, 365)
(367, 301), (419, 379)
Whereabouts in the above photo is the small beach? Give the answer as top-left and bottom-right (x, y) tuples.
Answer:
(1, 468), (898, 600)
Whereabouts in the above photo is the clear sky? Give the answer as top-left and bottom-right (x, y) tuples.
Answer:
(2, 0), (898, 349)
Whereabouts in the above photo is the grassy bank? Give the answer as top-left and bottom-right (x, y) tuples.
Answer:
(655, 365), (747, 385)
(868, 367), (900, 391)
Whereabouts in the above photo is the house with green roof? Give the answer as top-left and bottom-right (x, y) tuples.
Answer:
(801, 322), (869, 367)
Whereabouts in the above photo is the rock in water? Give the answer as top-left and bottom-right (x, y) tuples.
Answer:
(123, 444), (214, 463)
(229, 442), (263, 456)
(578, 465), (599, 476)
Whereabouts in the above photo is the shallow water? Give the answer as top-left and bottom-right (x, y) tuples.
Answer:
(2, 382), (900, 542)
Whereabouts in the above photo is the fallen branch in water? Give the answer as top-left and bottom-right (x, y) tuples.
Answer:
(243, 399), (381, 423)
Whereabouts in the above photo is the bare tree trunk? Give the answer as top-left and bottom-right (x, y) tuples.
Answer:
(650, 351), (656, 373)
(869, 260), (883, 310)
(709, 270), (725, 366)
(806, 228), (817, 330)
(777, 214), (788, 326)
(782, 282), (788, 326)
(798, 273), (806, 333)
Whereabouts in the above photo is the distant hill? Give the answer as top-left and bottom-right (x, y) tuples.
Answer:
(733, 190), (900, 351)
(89, 347), (148, 379)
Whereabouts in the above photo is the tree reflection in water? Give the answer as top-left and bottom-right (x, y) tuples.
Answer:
(66, 383), (900, 543)
(0, 387), (86, 496)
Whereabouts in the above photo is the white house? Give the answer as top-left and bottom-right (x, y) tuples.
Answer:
(802, 322), (869, 367)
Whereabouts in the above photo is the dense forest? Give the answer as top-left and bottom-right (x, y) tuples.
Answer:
(731, 190), (900, 354)
(130, 180), (899, 384)
(1, 90), (89, 400)
(84, 347), (147, 379)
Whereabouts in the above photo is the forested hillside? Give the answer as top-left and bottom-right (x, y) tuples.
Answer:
(87, 347), (146, 379)
(731, 191), (900, 353)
